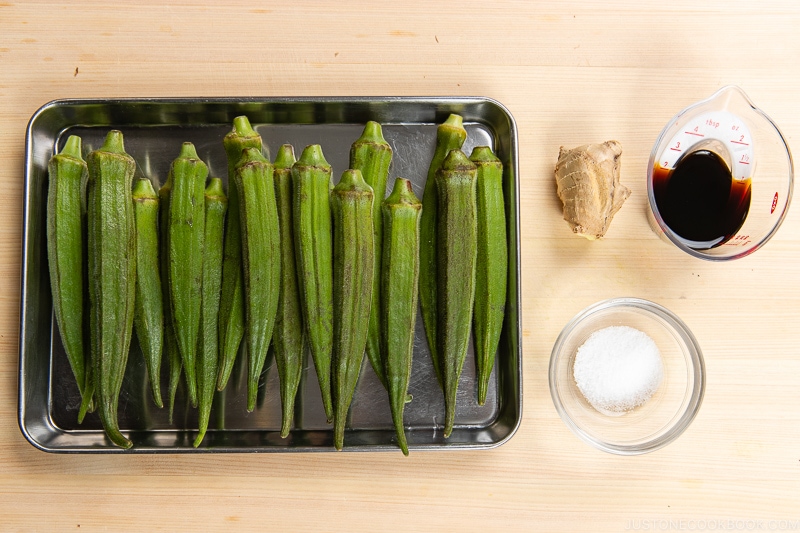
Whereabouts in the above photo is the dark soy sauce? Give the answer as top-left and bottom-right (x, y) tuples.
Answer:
(653, 150), (751, 249)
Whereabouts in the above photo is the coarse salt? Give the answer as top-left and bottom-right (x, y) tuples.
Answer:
(573, 325), (663, 414)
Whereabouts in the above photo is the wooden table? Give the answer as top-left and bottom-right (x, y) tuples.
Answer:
(2, 1), (799, 530)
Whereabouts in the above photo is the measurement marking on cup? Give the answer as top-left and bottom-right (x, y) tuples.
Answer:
(771, 192), (779, 214)
(658, 110), (758, 212)
(724, 235), (752, 246)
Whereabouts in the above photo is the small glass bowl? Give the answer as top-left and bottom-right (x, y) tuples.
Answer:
(549, 298), (705, 455)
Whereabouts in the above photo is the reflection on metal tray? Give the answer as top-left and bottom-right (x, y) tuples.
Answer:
(19, 97), (521, 453)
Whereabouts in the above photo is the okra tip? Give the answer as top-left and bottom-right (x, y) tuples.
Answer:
(273, 144), (296, 169)
(205, 176), (226, 198)
(105, 424), (133, 449)
(99, 130), (127, 154)
(236, 146), (269, 167)
(355, 121), (389, 145)
(192, 431), (206, 448)
(178, 141), (200, 160)
(398, 438), (409, 457)
(443, 114), (464, 129)
(385, 177), (421, 206)
(469, 146), (501, 163)
(333, 423), (345, 451)
(297, 144), (330, 168)
(335, 168), (372, 193)
(132, 177), (157, 199)
(60, 135), (84, 160)
(77, 394), (93, 424)
(231, 115), (258, 138)
(441, 149), (476, 171)
(477, 383), (489, 407)
(280, 420), (292, 439)
(159, 171), (173, 195)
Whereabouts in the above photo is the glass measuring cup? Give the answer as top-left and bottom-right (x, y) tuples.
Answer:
(647, 86), (793, 260)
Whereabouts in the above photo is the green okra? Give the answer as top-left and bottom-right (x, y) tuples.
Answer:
(331, 169), (374, 451)
(292, 144), (334, 423)
(46, 135), (94, 423)
(217, 116), (262, 391)
(158, 174), (182, 423)
(194, 177), (227, 447)
(349, 121), (393, 389)
(381, 178), (422, 456)
(86, 130), (137, 449)
(419, 114), (467, 388)
(436, 149), (478, 438)
(132, 177), (164, 409)
(469, 147), (507, 406)
(234, 147), (281, 412)
(273, 144), (305, 437)
(167, 142), (208, 409)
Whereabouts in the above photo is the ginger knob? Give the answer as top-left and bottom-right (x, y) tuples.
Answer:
(554, 140), (630, 240)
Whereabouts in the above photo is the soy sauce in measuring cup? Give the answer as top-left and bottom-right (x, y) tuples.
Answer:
(652, 149), (751, 249)
(648, 86), (793, 260)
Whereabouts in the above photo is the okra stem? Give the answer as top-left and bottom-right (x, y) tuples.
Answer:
(419, 115), (467, 389)
(350, 121), (393, 389)
(331, 169), (374, 451)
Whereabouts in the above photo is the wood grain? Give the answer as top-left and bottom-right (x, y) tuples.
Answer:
(2, 0), (800, 530)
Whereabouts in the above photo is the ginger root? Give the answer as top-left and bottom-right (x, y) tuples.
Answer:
(554, 140), (630, 240)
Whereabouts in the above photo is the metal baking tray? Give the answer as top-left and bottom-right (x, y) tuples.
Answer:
(19, 97), (521, 453)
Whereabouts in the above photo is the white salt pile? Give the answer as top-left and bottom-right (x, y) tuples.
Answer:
(573, 325), (663, 414)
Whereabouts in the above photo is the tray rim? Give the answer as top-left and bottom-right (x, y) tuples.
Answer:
(19, 95), (523, 453)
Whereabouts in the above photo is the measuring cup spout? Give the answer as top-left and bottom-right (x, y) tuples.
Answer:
(707, 85), (756, 114)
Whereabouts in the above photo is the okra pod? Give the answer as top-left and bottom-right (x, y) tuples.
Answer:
(46, 135), (94, 422)
(292, 145), (334, 423)
(419, 115), (467, 388)
(234, 147), (281, 412)
(469, 147), (507, 405)
(217, 116), (262, 391)
(273, 144), (305, 437)
(194, 178), (227, 447)
(167, 142), (208, 408)
(436, 149), (478, 438)
(349, 121), (392, 389)
(331, 169), (374, 451)
(381, 178), (422, 456)
(132, 177), (164, 408)
(158, 174), (182, 423)
(86, 130), (137, 449)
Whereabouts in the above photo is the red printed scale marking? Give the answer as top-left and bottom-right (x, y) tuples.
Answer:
(657, 111), (754, 182)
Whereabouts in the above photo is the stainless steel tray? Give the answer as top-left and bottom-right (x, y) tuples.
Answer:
(19, 97), (521, 452)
